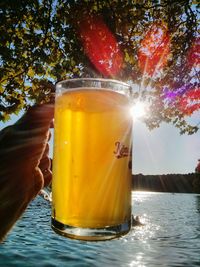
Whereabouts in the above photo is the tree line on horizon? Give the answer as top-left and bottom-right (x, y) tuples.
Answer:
(132, 172), (200, 193)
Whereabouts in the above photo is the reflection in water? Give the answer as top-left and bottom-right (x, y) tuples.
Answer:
(129, 253), (146, 267)
(196, 195), (200, 213)
(130, 219), (160, 242)
(130, 192), (160, 240)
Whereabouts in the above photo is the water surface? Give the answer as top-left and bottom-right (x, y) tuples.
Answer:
(0, 192), (200, 266)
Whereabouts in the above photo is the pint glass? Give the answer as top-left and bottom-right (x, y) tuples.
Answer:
(51, 78), (133, 241)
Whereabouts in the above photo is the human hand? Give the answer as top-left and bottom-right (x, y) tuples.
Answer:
(0, 104), (54, 241)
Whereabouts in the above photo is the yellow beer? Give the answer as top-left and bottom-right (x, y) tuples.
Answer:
(52, 80), (132, 240)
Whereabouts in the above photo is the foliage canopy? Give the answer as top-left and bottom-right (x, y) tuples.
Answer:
(0, 0), (199, 134)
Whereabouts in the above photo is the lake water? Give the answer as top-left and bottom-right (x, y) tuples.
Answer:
(0, 192), (200, 267)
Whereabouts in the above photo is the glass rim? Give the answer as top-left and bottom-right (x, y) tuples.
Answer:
(56, 78), (130, 89)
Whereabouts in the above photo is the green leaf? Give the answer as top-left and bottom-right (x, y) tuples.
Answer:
(27, 68), (35, 78)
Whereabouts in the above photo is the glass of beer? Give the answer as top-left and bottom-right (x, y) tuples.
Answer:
(51, 78), (133, 241)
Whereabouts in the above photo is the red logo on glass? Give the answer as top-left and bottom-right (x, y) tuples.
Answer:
(114, 142), (129, 159)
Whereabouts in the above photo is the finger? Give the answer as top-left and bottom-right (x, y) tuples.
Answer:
(47, 131), (51, 142)
(38, 142), (52, 187)
(32, 167), (44, 197)
(38, 140), (50, 167)
(39, 155), (51, 172)
(42, 169), (52, 187)
(2, 132), (50, 166)
(7, 105), (53, 165)
(15, 104), (54, 131)
(3, 125), (51, 168)
(38, 157), (52, 188)
(41, 142), (50, 158)
(50, 120), (54, 129)
(50, 158), (53, 171)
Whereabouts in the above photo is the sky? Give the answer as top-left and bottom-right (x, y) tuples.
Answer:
(132, 111), (200, 175)
(0, 109), (199, 175)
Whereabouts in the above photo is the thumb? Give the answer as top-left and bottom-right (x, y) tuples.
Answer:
(32, 167), (45, 198)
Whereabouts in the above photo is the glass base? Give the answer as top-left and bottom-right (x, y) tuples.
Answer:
(51, 217), (131, 241)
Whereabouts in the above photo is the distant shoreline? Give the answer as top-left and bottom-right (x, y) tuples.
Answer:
(132, 173), (200, 193)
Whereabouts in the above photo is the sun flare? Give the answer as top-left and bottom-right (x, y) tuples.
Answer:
(130, 101), (146, 119)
